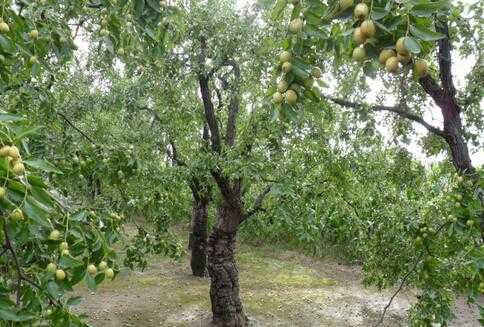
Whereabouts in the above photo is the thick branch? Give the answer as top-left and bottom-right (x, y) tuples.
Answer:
(435, 19), (456, 99)
(224, 60), (241, 147)
(325, 96), (446, 137)
(168, 141), (186, 167)
(199, 76), (222, 153)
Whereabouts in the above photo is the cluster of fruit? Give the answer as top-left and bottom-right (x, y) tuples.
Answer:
(47, 229), (115, 281)
(0, 145), (25, 175)
(272, 1), (322, 106)
(0, 146), (26, 221)
(0, 19), (40, 65)
(349, 2), (428, 77)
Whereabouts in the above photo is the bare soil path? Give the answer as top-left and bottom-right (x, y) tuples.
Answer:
(74, 232), (480, 327)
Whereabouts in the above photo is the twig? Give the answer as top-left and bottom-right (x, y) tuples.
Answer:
(56, 112), (96, 145)
(375, 253), (423, 327)
(375, 222), (448, 326)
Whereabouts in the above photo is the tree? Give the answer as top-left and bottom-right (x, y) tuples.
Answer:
(268, 0), (483, 324)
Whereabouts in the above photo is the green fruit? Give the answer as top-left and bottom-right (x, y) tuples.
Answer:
(59, 242), (69, 251)
(274, 91), (284, 103)
(0, 187), (6, 199)
(304, 78), (314, 89)
(277, 80), (289, 93)
(98, 261), (108, 271)
(12, 162), (25, 175)
(285, 90), (298, 105)
(396, 37), (409, 55)
(105, 268), (115, 279)
(87, 264), (98, 275)
(279, 51), (291, 63)
(29, 29), (39, 39)
(289, 18), (303, 34)
(0, 21), (9, 33)
(55, 269), (66, 281)
(10, 208), (24, 221)
(49, 229), (61, 241)
(29, 56), (39, 65)
(414, 236), (423, 246)
(385, 57), (399, 73)
(0, 146), (10, 156)
(352, 47), (366, 61)
(414, 59), (428, 78)
(117, 48), (125, 56)
(282, 62), (293, 73)
(100, 29), (109, 37)
(311, 67), (321, 78)
(466, 219), (475, 227)
(46, 263), (57, 273)
(8, 146), (20, 158)
(397, 53), (411, 64)
(61, 249), (70, 256)
(360, 20), (376, 37)
(455, 194), (463, 201)
(354, 3), (369, 20)
(353, 27), (366, 45)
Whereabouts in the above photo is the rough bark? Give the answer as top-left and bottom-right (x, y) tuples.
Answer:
(189, 197), (209, 277)
(207, 224), (246, 327)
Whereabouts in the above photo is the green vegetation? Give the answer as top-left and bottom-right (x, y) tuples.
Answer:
(0, 0), (482, 326)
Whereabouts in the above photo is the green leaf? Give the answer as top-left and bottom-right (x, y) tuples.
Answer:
(370, 7), (388, 20)
(59, 255), (83, 269)
(403, 37), (421, 54)
(410, 24), (446, 41)
(47, 281), (62, 299)
(271, 0), (288, 21)
(85, 273), (97, 291)
(14, 126), (42, 141)
(24, 196), (51, 228)
(0, 113), (23, 122)
(411, 1), (450, 17)
(66, 296), (82, 306)
(24, 159), (62, 174)
(134, 0), (145, 18)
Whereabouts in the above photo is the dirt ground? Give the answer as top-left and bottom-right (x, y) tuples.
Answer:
(73, 234), (481, 327)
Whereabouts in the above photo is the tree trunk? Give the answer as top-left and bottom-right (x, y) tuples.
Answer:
(434, 93), (483, 238)
(189, 197), (209, 277)
(442, 115), (474, 176)
(207, 201), (246, 327)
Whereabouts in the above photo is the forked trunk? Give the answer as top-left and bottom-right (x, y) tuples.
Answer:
(207, 200), (246, 327)
(189, 197), (209, 277)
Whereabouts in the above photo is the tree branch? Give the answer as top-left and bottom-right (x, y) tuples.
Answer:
(56, 112), (96, 145)
(241, 185), (272, 222)
(199, 76), (222, 153)
(224, 60), (241, 147)
(325, 96), (446, 138)
(435, 19), (456, 99)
